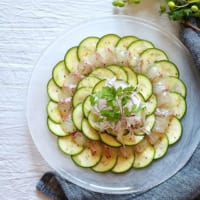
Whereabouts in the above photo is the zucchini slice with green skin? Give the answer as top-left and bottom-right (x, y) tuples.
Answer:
(72, 141), (102, 168)
(92, 145), (118, 173)
(119, 133), (144, 146)
(147, 60), (179, 80)
(64, 46), (79, 72)
(154, 134), (169, 159)
(78, 36), (99, 60)
(166, 117), (182, 145)
(112, 146), (135, 173)
(100, 133), (122, 147)
(133, 141), (155, 168)
(72, 103), (84, 130)
(116, 36), (138, 49)
(144, 94), (157, 115)
(107, 65), (128, 82)
(153, 76), (186, 98)
(58, 135), (84, 156)
(52, 60), (70, 87)
(92, 79), (106, 93)
(72, 87), (93, 107)
(77, 76), (100, 89)
(47, 118), (69, 136)
(123, 66), (137, 90)
(88, 111), (101, 131)
(137, 74), (153, 101)
(138, 48), (168, 74)
(47, 79), (61, 102)
(82, 95), (92, 118)
(96, 34), (120, 50)
(167, 92), (186, 119)
(144, 114), (156, 133)
(47, 101), (62, 123)
(82, 118), (100, 140)
(90, 67), (115, 80)
(128, 39), (154, 68)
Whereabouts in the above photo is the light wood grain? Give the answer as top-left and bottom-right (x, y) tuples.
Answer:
(0, 0), (179, 199)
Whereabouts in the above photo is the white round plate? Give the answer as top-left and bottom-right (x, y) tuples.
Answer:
(27, 15), (200, 194)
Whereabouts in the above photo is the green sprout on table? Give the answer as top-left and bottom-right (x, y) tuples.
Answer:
(112, 0), (200, 31)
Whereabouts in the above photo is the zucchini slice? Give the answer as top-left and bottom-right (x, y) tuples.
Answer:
(107, 65), (128, 82)
(154, 134), (169, 159)
(147, 60), (179, 80)
(47, 79), (61, 102)
(137, 74), (153, 101)
(123, 66), (137, 90)
(138, 48), (168, 74)
(82, 95), (92, 118)
(82, 118), (100, 140)
(127, 39), (154, 68)
(100, 133), (122, 147)
(144, 114), (156, 133)
(88, 111), (101, 131)
(168, 92), (186, 119)
(90, 67), (115, 80)
(77, 76), (100, 89)
(120, 133), (144, 146)
(116, 36), (138, 49)
(144, 94), (157, 115)
(52, 60), (70, 87)
(72, 87), (93, 107)
(58, 135), (84, 156)
(92, 145), (118, 172)
(166, 117), (182, 145)
(64, 46), (79, 72)
(153, 76), (186, 98)
(96, 34), (120, 50)
(47, 118), (68, 136)
(133, 140), (155, 168)
(72, 141), (102, 168)
(72, 103), (84, 130)
(92, 79), (106, 93)
(112, 146), (134, 173)
(78, 36), (99, 60)
(47, 101), (62, 123)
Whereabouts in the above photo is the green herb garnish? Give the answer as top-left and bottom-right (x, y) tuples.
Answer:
(112, 0), (200, 31)
(90, 85), (143, 122)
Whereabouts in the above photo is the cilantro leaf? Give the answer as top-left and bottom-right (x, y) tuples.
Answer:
(100, 109), (121, 122)
(121, 96), (131, 106)
(123, 86), (134, 95)
(124, 107), (131, 117)
(98, 86), (116, 101)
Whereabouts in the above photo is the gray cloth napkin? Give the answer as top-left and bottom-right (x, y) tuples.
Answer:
(37, 18), (200, 200)
(180, 17), (200, 70)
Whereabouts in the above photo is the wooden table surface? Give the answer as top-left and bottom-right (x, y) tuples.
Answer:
(0, 0), (180, 199)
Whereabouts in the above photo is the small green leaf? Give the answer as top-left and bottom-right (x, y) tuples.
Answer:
(101, 86), (116, 101)
(124, 107), (131, 117)
(121, 96), (131, 106)
(100, 109), (121, 122)
(123, 86), (134, 95)
(116, 87), (123, 96)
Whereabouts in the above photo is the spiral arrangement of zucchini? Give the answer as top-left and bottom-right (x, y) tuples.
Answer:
(47, 34), (186, 173)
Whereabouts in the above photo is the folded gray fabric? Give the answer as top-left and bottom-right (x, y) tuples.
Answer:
(37, 145), (200, 200)
(37, 18), (200, 200)
(180, 17), (200, 70)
